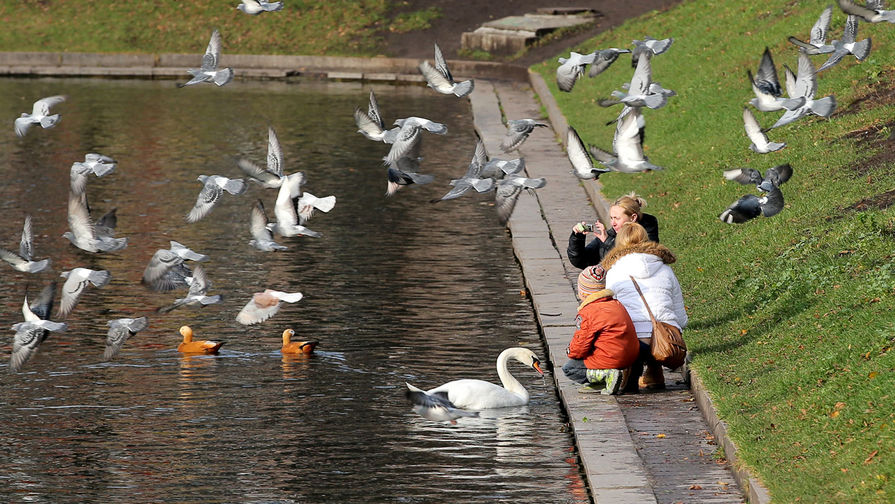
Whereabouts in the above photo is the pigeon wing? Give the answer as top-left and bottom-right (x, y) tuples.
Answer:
(202, 29), (222, 71)
(187, 180), (223, 223)
(266, 126), (284, 177)
(811, 5), (833, 45)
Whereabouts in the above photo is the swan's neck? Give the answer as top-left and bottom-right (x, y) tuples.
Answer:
(496, 349), (528, 400)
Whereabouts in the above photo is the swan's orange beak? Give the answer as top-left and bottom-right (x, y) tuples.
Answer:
(532, 360), (544, 375)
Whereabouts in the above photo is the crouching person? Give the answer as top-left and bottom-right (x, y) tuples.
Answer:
(563, 265), (640, 395)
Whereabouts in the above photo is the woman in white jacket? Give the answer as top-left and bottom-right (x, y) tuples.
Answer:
(603, 223), (687, 390)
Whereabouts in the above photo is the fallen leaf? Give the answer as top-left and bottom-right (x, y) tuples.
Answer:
(865, 450), (879, 464)
(689, 484), (702, 490)
(656, 433), (666, 438)
(869, 372), (878, 379)
(830, 410), (840, 418)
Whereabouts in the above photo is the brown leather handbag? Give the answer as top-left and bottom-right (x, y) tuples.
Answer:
(630, 276), (687, 369)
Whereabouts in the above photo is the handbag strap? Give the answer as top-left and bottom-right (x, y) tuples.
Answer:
(629, 276), (658, 323)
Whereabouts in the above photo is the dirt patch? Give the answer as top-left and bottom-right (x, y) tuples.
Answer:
(844, 190), (895, 212)
(380, 0), (681, 67)
(835, 71), (895, 116)
(840, 120), (895, 178)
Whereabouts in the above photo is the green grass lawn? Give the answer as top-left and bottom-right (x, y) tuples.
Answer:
(533, 1), (894, 501)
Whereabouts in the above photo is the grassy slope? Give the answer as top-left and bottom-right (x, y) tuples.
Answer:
(533, 1), (894, 502)
(0, 0), (390, 55)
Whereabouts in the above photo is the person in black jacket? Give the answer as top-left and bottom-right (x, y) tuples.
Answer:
(567, 193), (660, 269)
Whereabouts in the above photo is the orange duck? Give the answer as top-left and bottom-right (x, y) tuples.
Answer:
(281, 329), (318, 355)
(178, 326), (225, 354)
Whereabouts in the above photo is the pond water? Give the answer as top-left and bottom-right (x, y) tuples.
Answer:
(0, 77), (588, 503)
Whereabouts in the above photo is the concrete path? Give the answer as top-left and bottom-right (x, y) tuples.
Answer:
(469, 79), (747, 504)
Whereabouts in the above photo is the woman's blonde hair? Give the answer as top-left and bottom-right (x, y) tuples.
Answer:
(612, 192), (647, 221)
(614, 222), (648, 249)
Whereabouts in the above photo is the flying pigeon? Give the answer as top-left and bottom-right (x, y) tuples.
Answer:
(63, 192), (127, 253)
(14, 95), (66, 137)
(0, 215), (51, 273)
(235, 289), (304, 325)
(630, 36), (673, 67)
(249, 200), (287, 251)
(588, 48), (632, 77)
(566, 126), (612, 180)
(70, 153), (117, 196)
(838, 0), (895, 22)
(743, 107), (785, 153)
(186, 175), (247, 223)
(237, 126), (285, 189)
(383, 116), (447, 165)
(788, 5), (836, 54)
(354, 90), (401, 143)
(720, 164), (794, 223)
(494, 175), (547, 225)
(57, 267), (111, 318)
(748, 48), (806, 112)
(770, 53), (836, 129)
(386, 159), (435, 197)
(142, 240), (209, 291)
(103, 317), (149, 361)
(501, 119), (548, 152)
(724, 163), (794, 192)
(178, 29), (234, 87)
(269, 172), (322, 237)
(9, 282), (67, 373)
(405, 382), (479, 424)
(418, 42), (474, 97)
(817, 14), (872, 72)
(479, 156), (525, 180)
(296, 192), (336, 224)
(237, 0), (283, 15)
(607, 47), (669, 110)
(556, 51), (596, 92)
(158, 264), (222, 313)
(588, 108), (663, 172)
(433, 139), (495, 202)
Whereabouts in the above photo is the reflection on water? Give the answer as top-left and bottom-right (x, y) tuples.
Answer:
(0, 77), (587, 503)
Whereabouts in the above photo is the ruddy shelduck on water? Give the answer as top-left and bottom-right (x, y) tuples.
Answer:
(178, 325), (225, 354)
(281, 329), (318, 355)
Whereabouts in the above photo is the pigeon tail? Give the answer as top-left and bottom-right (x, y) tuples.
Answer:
(452, 80), (474, 98)
(853, 37), (872, 60)
(39, 114), (60, 129)
(810, 96), (837, 118)
(213, 68), (234, 86)
(750, 141), (785, 153)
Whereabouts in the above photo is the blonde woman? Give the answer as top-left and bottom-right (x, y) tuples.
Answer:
(603, 223), (686, 390)
(567, 192), (659, 269)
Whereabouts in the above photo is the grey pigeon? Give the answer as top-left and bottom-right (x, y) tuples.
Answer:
(235, 289), (303, 325)
(566, 126), (611, 180)
(354, 90), (401, 143)
(724, 163), (793, 193)
(178, 29), (234, 87)
(187, 175), (247, 223)
(588, 108), (663, 172)
(237, 0), (283, 15)
(14, 95), (66, 137)
(63, 192), (127, 253)
(386, 160), (435, 197)
(719, 164), (793, 223)
(405, 382), (479, 424)
(383, 116), (447, 165)
(838, 0), (895, 22)
(270, 173), (322, 237)
(556, 51), (596, 92)
(433, 140), (495, 202)
(237, 126), (285, 188)
(104, 317), (149, 361)
(630, 36), (673, 67)
(501, 119), (548, 152)
(494, 175), (547, 225)
(817, 14), (872, 72)
(480, 157), (525, 179)
(0, 215), (51, 273)
(9, 282), (67, 373)
(770, 53), (836, 129)
(743, 107), (785, 153)
(249, 199), (287, 251)
(418, 42), (474, 97)
(608, 48), (669, 110)
(142, 241), (209, 291)
(70, 153), (117, 195)
(748, 48), (806, 112)
(788, 6), (836, 54)
(158, 264), (222, 313)
(57, 267), (111, 318)
(588, 48), (632, 77)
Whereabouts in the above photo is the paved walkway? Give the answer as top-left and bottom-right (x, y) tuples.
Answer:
(469, 79), (747, 504)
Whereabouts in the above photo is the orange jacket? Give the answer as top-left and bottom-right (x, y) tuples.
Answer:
(567, 289), (639, 370)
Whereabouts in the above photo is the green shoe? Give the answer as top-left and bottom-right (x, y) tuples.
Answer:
(601, 369), (621, 395)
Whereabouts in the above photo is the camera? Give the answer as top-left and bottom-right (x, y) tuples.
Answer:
(582, 224), (594, 232)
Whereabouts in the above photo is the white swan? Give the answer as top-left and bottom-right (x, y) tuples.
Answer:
(413, 347), (544, 412)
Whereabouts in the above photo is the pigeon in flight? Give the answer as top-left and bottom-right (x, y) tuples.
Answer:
(630, 36), (673, 67)
(297, 192), (336, 224)
(354, 90), (401, 143)
(63, 192), (127, 253)
(14, 95), (66, 137)
(433, 139), (495, 202)
(0, 215), (51, 273)
(178, 29), (234, 87)
(237, 126), (285, 189)
(556, 51), (596, 92)
(589, 108), (663, 172)
(103, 317), (149, 361)
(566, 126), (611, 180)
(838, 0), (895, 23)
(817, 14), (872, 72)
(770, 53), (836, 129)
(748, 48), (806, 112)
(788, 5), (836, 55)
(405, 382), (479, 424)
(57, 268), (111, 318)
(237, 0), (283, 15)
(9, 282), (67, 373)
(235, 289), (303, 325)
(142, 241), (209, 291)
(249, 199), (288, 251)
(383, 116), (447, 166)
(158, 264), (222, 313)
(500, 119), (548, 152)
(386, 159), (435, 197)
(494, 175), (547, 225)
(269, 172), (322, 237)
(719, 164), (793, 223)
(70, 153), (117, 195)
(607, 47), (669, 110)
(480, 156), (525, 180)
(187, 175), (247, 223)
(588, 48), (631, 78)
(742, 107), (785, 153)
(418, 42), (474, 98)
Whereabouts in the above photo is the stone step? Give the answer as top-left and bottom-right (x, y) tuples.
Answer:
(461, 10), (602, 56)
